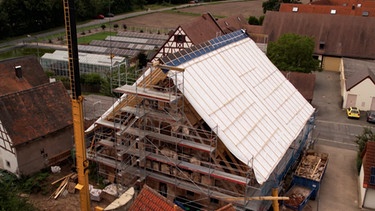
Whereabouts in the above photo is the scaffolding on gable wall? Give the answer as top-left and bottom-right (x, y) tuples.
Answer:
(87, 62), (265, 210)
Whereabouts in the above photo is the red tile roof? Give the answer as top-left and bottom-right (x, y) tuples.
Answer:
(129, 185), (183, 211)
(181, 13), (224, 45)
(281, 71), (316, 102)
(262, 11), (375, 59)
(215, 203), (236, 211)
(363, 141), (375, 189)
(0, 56), (49, 96)
(0, 81), (72, 146)
(279, 3), (375, 17)
(217, 14), (248, 34)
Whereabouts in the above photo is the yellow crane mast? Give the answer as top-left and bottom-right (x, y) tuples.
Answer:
(62, 0), (90, 210)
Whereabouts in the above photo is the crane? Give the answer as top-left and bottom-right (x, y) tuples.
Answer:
(62, 0), (91, 210)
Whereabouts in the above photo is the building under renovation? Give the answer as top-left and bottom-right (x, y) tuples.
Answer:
(86, 29), (315, 210)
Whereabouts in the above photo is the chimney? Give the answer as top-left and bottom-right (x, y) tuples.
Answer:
(15, 65), (22, 79)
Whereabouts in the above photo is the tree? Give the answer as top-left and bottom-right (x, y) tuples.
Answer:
(355, 128), (375, 173)
(262, 0), (301, 13)
(266, 33), (320, 73)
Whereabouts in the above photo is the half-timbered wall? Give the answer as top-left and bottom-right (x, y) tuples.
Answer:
(0, 120), (18, 174)
(153, 27), (193, 60)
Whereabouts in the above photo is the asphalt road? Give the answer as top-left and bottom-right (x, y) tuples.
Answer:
(311, 71), (375, 151)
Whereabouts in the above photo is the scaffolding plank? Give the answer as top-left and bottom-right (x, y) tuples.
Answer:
(98, 138), (114, 147)
(119, 106), (180, 122)
(147, 153), (246, 185)
(114, 85), (178, 103)
(96, 118), (125, 130)
(87, 153), (117, 168)
(146, 131), (214, 153)
(146, 171), (246, 206)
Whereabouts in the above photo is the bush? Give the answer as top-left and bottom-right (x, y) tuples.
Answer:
(355, 128), (375, 173)
(248, 16), (259, 25)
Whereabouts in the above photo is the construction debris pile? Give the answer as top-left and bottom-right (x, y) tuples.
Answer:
(294, 152), (329, 182)
(284, 186), (310, 207)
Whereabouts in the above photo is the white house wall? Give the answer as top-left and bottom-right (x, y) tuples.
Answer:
(0, 148), (18, 174)
(343, 78), (375, 110)
(0, 120), (18, 174)
(364, 188), (375, 209)
(359, 165), (366, 208)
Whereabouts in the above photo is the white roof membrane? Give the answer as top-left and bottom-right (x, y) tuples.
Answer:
(164, 30), (314, 184)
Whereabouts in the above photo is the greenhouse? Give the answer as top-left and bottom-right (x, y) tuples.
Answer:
(40, 50), (126, 77)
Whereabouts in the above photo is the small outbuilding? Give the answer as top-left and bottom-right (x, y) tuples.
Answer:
(339, 58), (375, 111)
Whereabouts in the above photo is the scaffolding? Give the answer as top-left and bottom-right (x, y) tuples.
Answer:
(87, 62), (261, 210)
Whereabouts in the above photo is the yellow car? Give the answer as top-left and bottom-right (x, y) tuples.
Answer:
(346, 107), (360, 119)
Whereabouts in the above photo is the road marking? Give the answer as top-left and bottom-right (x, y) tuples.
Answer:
(316, 119), (373, 128)
(317, 137), (357, 147)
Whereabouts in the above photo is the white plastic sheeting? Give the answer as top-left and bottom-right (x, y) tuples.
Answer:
(169, 37), (314, 184)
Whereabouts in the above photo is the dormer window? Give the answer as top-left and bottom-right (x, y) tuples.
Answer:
(319, 41), (325, 50)
(330, 9), (336, 14)
(292, 7), (298, 12)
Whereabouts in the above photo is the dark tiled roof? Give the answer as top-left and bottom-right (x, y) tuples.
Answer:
(0, 81), (72, 146)
(180, 13), (224, 45)
(0, 56), (49, 96)
(129, 185), (183, 211)
(363, 141), (375, 189)
(262, 11), (375, 59)
(281, 71), (316, 102)
(343, 58), (375, 91)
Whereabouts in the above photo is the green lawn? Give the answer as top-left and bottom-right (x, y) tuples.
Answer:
(77, 31), (117, 45)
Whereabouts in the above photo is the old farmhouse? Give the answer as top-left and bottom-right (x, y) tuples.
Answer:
(0, 56), (73, 176)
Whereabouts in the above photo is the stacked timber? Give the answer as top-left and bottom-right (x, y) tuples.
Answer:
(295, 152), (328, 182)
(50, 173), (77, 199)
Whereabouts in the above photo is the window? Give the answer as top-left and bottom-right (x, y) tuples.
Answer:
(319, 42), (325, 50)
(6, 161), (10, 168)
(174, 35), (186, 43)
(370, 167), (375, 185)
(362, 11), (369, 17)
(330, 9), (336, 14)
(210, 198), (219, 204)
(292, 7), (298, 12)
(187, 190), (194, 197)
(159, 183), (167, 197)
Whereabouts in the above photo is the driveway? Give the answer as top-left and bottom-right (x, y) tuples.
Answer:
(301, 70), (375, 211)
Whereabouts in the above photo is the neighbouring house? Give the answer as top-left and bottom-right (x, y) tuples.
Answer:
(262, 11), (375, 71)
(339, 58), (375, 110)
(279, 0), (375, 17)
(129, 185), (235, 211)
(0, 56), (73, 176)
(153, 13), (225, 60)
(359, 141), (375, 209)
(152, 13), (260, 61)
(86, 30), (315, 210)
(281, 71), (316, 103)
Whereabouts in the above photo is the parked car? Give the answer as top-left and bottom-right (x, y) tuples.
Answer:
(367, 110), (375, 123)
(346, 107), (360, 119)
(97, 14), (104, 19)
(106, 12), (115, 17)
